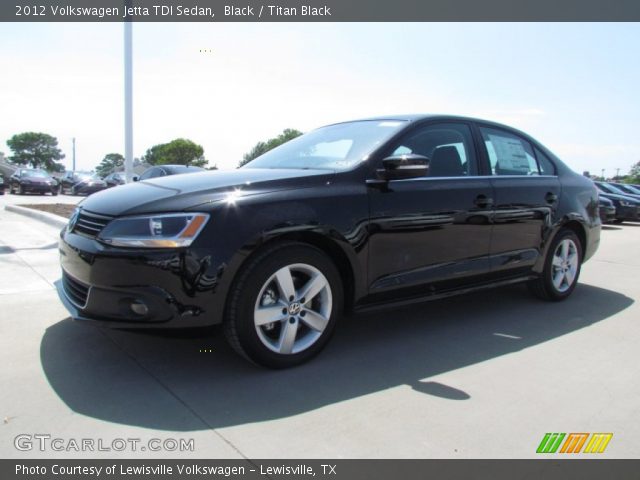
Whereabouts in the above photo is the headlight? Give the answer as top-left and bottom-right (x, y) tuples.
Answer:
(619, 200), (633, 207)
(98, 213), (209, 248)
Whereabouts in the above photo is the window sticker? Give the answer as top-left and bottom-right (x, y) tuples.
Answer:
(488, 134), (530, 171)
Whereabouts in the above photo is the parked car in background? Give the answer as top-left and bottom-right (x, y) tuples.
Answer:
(59, 171), (108, 196)
(612, 183), (640, 197)
(595, 181), (640, 202)
(59, 115), (601, 368)
(9, 168), (58, 195)
(598, 196), (616, 224)
(594, 186), (640, 224)
(0, 173), (5, 195)
(137, 164), (205, 181)
(104, 172), (139, 188)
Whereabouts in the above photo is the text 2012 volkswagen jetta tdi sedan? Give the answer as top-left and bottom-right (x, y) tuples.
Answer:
(59, 115), (600, 368)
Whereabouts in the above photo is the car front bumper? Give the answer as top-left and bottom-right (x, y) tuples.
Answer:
(616, 205), (640, 221)
(58, 229), (227, 328)
(19, 183), (56, 193)
(599, 206), (616, 223)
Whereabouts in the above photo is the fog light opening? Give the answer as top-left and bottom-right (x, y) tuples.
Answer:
(130, 300), (149, 316)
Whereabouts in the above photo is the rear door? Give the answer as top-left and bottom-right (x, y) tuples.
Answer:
(367, 121), (494, 295)
(477, 125), (560, 274)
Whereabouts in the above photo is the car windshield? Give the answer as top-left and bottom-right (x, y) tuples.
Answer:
(25, 170), (49, 178)
(618, 184), (640, 195)
(599, 183), (627, 195)
(243, 120), (408, 171)
(76, 172), (98, 180)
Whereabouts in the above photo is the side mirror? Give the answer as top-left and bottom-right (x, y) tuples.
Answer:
(377, 154), (429, 180)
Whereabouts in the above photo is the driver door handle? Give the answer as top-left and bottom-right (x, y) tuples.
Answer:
(474, 194), (494, 208)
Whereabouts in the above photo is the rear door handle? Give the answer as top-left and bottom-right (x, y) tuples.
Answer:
(474, 194), (494, 208)
(545, 192), (558, 204)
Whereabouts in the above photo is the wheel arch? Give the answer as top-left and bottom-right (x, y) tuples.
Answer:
(533, 217), (588, 273)
(225, 230), (361, 318)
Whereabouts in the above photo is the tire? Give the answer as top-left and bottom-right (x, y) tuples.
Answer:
(224, 242), (343, 368)
(613, 219), (624, 224)
(528, 228), (582, 301)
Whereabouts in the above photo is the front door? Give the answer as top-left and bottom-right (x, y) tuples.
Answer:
(367, 122), (494, 296)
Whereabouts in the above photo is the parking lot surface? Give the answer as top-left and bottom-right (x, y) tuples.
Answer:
(1, 195), (638, 458)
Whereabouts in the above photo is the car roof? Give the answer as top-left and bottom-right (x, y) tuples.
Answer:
(326, 114), (537, 138)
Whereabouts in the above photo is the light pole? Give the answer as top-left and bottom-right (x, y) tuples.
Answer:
(616, 168), (620, 179)
(124, 3), (134, 183)
(601, 168), (605, 180)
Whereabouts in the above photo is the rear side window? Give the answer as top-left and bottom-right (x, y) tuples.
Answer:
(480, 127), (540, 176)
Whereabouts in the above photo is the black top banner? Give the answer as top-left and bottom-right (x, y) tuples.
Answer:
(4, 0), (640, 22)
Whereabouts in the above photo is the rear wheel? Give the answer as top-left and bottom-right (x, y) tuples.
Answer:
(224, 243), (343, 368)
(528, 229), (582, 301)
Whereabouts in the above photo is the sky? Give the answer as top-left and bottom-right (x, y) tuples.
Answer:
(0, 22), (639, 174)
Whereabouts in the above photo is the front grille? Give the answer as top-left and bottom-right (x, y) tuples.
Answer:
(62, 271), (90, 308)
(73, 210), (112, 238)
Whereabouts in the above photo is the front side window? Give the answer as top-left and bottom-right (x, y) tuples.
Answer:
(386, 122), (477, 177)
(480, 127), (540, 176)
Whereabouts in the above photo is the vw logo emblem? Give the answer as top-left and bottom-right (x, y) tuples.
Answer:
(67, 208), (80, 233)
(288, 302), (301, 315)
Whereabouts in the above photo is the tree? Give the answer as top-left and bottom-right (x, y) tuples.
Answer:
(95, 153), (124, 177)
(239, 128), (303, 167)
(627, 161), (640, 184)
(7, 132), (65, 171)
(142, 138), (207, 167)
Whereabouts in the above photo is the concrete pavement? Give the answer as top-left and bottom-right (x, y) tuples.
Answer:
(0, 198), (638, 458)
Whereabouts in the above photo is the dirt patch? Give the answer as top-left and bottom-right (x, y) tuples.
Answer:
(22, 203), (76, 219)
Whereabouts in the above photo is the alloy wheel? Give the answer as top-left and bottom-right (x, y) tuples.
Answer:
(551, 238), (579, 293)
(253, 263), (332, 355)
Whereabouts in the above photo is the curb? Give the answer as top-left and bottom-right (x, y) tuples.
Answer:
(5, 204), (68, 229)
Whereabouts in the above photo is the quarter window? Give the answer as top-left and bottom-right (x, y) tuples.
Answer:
(480, 127), (540, 176)
(534, 148), (556, 175)
(388, 123), (477, 177)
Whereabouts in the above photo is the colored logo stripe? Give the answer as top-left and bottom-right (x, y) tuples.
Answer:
(583, 433), (613, 453)
(536, 433), (565, 453)
(560, 433), (589, 453)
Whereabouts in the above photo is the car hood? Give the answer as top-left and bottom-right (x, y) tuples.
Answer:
(79, 168), (335, 216)
(25, 177), (53, 184)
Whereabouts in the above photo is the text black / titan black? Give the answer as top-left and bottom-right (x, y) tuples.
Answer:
(58, 115), (601, 367)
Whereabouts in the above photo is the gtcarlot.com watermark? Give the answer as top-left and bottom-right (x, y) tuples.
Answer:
(14, 434), (195, 452)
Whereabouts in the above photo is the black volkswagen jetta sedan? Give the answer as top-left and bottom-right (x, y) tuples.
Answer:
(59, 115), (600, 368)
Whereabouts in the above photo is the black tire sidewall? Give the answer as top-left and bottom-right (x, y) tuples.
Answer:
(230, 244), (343, 368)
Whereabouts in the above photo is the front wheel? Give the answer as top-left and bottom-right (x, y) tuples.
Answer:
(224, 243), (343, 368)
(528, 229), (582, 301)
